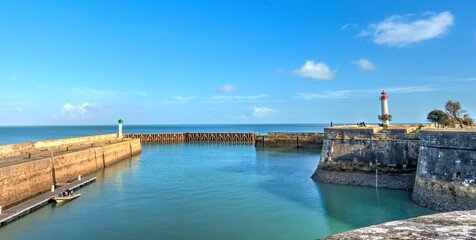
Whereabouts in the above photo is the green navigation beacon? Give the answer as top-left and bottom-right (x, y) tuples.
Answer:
(118, 118), (124, 138)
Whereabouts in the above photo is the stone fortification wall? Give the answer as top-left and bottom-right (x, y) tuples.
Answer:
(130, 139), (142, 155)
(255, 132), (324, 148)
(0, 158), (54, 208)
(312, 126), (420, 191)
(412, 129), (476, 211)
(0, 134), (118, 158)
(0, 137), (141, 208)
(103, 140), (135, 166)
(53, 147), (104, 184)
(321, 210), (476, 240)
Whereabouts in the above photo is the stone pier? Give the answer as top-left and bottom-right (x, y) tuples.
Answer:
(255, 132), (324, 148)
(0, 134), (141, 209)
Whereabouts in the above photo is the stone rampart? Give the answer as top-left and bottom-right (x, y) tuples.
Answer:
(321, 209), (476, 239)
(53, 147), (104, 184)
(312, 126), (420, 191)
(0, 134), (118, 158)
(412, 129), (476, 211)
(255, 132), (324, 148)
(0, 136), (141, 208)
(130, 139), (142, 155)
(0, 158), (54, 208)
(103, 140), (135, 166)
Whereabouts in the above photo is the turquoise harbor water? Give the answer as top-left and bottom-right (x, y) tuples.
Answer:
(0, 125), (435, 239)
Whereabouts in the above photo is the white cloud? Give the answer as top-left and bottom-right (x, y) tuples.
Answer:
(291, 60), (336, 80)
(210, 94), (267, 101)
(157, 96), (198, 104)
(173, 96), (197, 101)
(296, 90), (353, 100)
(352, 58), (376, 72)
(357, 30), (370, 37)
(360, 11), (454, 47)
(460, 77), (476, 82)
(52, 87), (147, 98)
(296, 86), (437, 100)
(340, 24), (349, 30)
(252, 106), (273, 117)
(206, 94), (269, 103)
(385, 86), (435, 93)
(70, 88), (117, 98)
(62, 102), (94, 116)
(216, 84), (236, 93)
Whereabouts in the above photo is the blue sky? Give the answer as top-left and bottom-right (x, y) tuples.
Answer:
(1, 0), (475, 125)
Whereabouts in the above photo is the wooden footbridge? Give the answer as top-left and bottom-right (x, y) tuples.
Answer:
(124, 133), (257, 143)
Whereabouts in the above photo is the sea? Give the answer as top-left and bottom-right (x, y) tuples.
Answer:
(0, 124), (436, 240)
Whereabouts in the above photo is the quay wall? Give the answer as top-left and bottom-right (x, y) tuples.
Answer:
(103, 141), (135, 166)
(0, 158), (54, 208)
(255, 132), (324, 148)
(412, 130), (476, 211)
(0, 137), (141, 208)
(53, 147), (104, 184)
(0, 134), (118, 158)
(312, 126), (419, 191)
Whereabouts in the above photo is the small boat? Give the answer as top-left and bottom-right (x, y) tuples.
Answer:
(53, 193), (81, 203)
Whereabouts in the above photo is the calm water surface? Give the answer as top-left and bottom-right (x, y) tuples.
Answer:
(0, 125), (435, 239)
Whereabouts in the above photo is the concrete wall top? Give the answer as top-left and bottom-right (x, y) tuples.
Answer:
(420, 129), (476, 149)
(0, 134), (118, 158)
(267, 132), (324, 137)
(324, 126), (381, 138)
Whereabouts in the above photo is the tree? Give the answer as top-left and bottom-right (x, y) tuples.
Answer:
(463, 113), (474, 126)
(438, 112), (451, 127)
(445, 100), (466, 128)
(427, 109), (450, 127)
(378, 114), (392, 126)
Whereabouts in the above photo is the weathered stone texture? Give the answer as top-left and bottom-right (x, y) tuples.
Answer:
(0, 134), (118, 158)
(313, 169), (415, 191)
(412, 130), (476, 211)
(312, 126), (419, 191)
(255, 132), (324, 148)
(103, 141), (133, 166)
(130, 139), (142, 155)
(320, 210), (476, 240)
(0, 158), (53, 208)
(0, 136), (142, 208)
(53, 147), (104, 184)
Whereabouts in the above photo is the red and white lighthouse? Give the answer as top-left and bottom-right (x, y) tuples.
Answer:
(380, 91), (389, 126)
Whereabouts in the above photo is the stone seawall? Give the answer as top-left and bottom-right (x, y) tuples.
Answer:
(0, 136), (141, 208)
(312, 126), (419, 191)
(412, 129), (476, 211)
(321, 210), (476, 239)
(0, 134), (118, 158)
(0, 158), (54, 209)
(255, 132), (324, 148)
